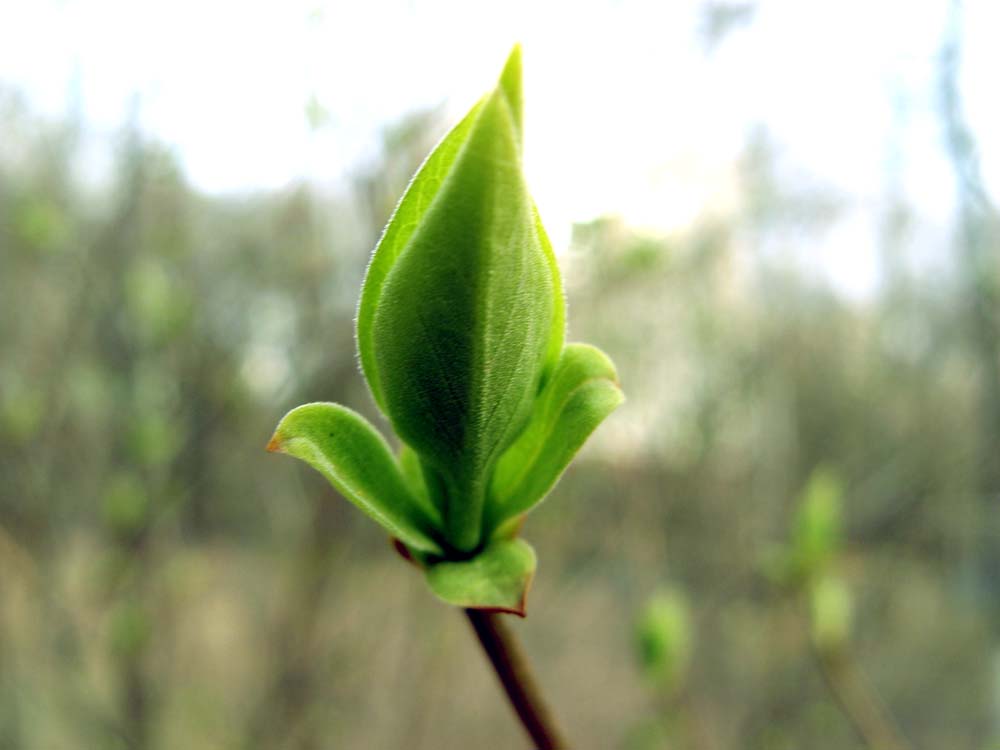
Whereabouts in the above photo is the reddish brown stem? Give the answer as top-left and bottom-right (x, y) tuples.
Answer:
(465, 609), (568, 749)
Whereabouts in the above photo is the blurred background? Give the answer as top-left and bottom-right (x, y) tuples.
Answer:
(2, 0), (999, 748)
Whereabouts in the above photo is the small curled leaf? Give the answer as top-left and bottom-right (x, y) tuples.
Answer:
(486, 343), (623, 534)
(425, 537), (537, 616)
(268, 403), (443, 555)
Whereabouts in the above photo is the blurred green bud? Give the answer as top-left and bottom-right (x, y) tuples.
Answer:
(269, 46), (622, 616)
(103, 473), (149, 535)
(635, 589), (692, 690)
(790, 467), (843, 581)
(809, 574), (853, 651)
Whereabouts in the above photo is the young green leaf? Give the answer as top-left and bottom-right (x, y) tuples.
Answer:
(357, 99), (486, 413)
(425, 537), (537, 617)
(363, 47), (559, 552)
(485, 343), (623, 534)
(268, 402), (443, 555)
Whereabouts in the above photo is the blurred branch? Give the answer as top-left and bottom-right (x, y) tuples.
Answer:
(812, 642), (912, 750)
(939, 0), (1000, 615)
(242, 492), (340, 750)
(939, 0), (999, 218)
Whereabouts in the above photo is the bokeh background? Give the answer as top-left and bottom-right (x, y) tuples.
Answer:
(2, 1), (1000, 748)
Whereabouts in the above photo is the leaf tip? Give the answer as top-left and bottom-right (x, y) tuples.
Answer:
(498, 43), (523, 135)
(501, 43), (522, 84)
(265, 432), (284, 453)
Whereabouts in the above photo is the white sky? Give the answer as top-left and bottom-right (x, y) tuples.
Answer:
(1, 0), (998, 295)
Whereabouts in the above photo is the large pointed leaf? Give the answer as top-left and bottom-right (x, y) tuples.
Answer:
(425, 537), (536, 617)
(485, 344), (623, 533)
(367, 47), (558, 552)
(357, 99), (485, 412)
(268, 403), (443, 555)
